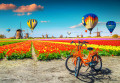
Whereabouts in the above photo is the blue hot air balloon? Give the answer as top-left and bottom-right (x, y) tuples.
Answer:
(106, 21), (116, 34)
(6, 28), (11, 32)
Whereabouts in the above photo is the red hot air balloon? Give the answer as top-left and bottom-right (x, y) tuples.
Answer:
(85, 30), (87, 33)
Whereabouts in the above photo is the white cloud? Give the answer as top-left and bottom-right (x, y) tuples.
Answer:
(40, 21), (50, 23)
(15, 12), (32, 16)
(27, 12), (32, 15)
(116, 22), (120, 24)
(69, 22), (120, 28)
(69, 23), (83, 28)
(13, 4), (43, 13)
(16, 13), (25, 16)
(98, 22), (106, 24)
(0, 3), (16, 10)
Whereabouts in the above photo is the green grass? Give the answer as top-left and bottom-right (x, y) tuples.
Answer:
(0, 39), (31, 41)
(0, 41), (24, 46)
(6, 51), (32, 60)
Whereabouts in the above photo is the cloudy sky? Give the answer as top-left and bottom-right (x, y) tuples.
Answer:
(0, 0), (120, 38)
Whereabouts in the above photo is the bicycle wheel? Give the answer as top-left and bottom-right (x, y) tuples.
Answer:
(75, 57), (81, 77)
(92, 54), (102, 72)
(65, 55), (76, 73)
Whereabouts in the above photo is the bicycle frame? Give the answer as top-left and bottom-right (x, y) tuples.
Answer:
(71, 41), (98, 66)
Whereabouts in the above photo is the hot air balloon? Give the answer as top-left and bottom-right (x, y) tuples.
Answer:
(106, 21), (116, 34)
(27, 19), (37, 32)
(82, 13), (98, 34)
(67, 32), (71, 35)
(6, 28), (10, 32)
(85, 30), (87, 33)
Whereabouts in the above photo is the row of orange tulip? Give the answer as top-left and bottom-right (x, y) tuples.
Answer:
(0, 42), (25, 54)
(6, 41), (31, 57)
(33, 40), (87, 56)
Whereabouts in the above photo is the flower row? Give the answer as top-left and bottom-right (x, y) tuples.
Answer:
(42, 40), (120, 52)
(33, 40), (95, 60)
(33, 40), (77, 60)
(45, 40), (120, 46)
(0, 41), (26, 59)
(6, 41), (32, 60)
(40, 40), (120, 56)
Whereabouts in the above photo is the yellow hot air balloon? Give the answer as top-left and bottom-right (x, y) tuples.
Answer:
(27, 19), (37, 32)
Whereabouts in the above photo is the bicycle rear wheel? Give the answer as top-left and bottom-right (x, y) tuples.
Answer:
(65, 55), (76, 73)
(92, 54), (102, 72)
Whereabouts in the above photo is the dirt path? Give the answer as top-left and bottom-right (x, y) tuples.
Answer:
(32, 44), (37, 61)
(0, 56), (120, 83)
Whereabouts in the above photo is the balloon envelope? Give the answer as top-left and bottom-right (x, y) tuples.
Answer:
(82, 13), (98, 34)
(67, 32), (71, 35)
(106, 21), (116, 33)
(27, 19), (37, 31)
(85, 30), (87, 32)
(6, 28), (10, 32)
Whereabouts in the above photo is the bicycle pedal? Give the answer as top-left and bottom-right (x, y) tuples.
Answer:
(90, 68), (96, 73)
(82, 65), (85, 67)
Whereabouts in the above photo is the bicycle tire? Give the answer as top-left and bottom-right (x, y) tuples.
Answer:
(75, 57), (81, 77)
(92, 54), (102, 72)
(65, 55), (75, 73)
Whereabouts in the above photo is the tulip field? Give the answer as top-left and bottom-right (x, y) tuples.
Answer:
(0, 38), (120, 60)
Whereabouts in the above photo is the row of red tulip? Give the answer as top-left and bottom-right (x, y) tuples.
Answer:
(44, 40), (120, 46)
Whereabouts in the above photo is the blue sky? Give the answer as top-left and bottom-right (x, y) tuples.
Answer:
(0, 0), (120, 38)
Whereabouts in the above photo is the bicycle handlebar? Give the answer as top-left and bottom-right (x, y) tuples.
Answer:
(70, 41), (89, 51)
(83, 41), (89, 44)
(71, 41), (89, 45)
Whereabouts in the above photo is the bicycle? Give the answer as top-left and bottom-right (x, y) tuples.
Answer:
(65, 41), (102, 77)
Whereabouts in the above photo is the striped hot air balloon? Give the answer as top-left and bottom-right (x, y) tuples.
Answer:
(82, 13), (98, 34)
(27, 19), (37, 32)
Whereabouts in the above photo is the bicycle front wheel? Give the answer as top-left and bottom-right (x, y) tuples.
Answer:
(75, 57), (82, 77)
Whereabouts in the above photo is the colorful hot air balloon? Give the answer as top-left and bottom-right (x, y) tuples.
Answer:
(67, 32), (71, 35)
(82, 13), (98, 34)
(27, 19), (37, 32)
(106, 21), (116, 34)
(6, 28), (10, 32)
(85, 30), (87, 33)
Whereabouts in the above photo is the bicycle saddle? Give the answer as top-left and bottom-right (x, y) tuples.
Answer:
(87, 47), (93, 51)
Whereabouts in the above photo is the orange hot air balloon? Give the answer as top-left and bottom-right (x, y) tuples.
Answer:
(85, 30), (87, 33)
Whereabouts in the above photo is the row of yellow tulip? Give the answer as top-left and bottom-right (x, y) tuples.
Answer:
(41, 41), (120, 51)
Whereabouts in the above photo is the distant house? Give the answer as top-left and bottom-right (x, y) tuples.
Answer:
(60, 35), (63, 38)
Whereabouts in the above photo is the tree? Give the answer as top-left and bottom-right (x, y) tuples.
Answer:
(112, 34), (118, 38)
(28, 37), (34, 39)
(0, 34), (6, 38)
